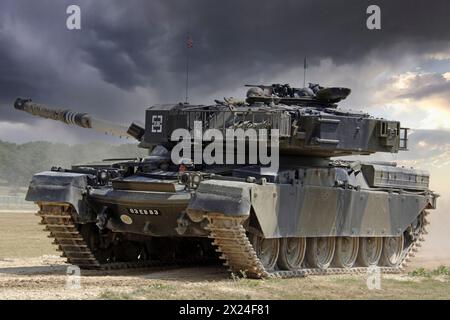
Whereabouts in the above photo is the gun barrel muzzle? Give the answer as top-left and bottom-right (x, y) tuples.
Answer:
(14, 98), (91, 128)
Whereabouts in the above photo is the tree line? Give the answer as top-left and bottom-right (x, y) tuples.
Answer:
(0, 140), (147, 187)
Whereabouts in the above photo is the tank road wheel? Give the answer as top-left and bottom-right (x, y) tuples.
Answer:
(277, 237), (306, 270)
(357, 237), (383, 267)
(113, 241), (142, 262)
(250, 234), (280, 271)
(333, 237), (359, 268)
(306, 237), (336, 269)
(381, 234), (404, 267)
(79, 223), (111, 263)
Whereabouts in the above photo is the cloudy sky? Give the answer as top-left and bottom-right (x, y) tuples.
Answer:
(1, 0), (449, 258)
(1, 1), (450, 179)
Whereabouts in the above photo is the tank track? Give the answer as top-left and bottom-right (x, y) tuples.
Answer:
(37, 204), (208, 271)
(205, 213), (428, 279)
(36, 203), (428, 278)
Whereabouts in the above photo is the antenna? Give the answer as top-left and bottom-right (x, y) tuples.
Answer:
(185, 34), (193, 103)
(185, 16), (193, 104)
(303, 56), (307, 88)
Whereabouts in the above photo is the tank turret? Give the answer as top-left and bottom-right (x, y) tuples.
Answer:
(140, 83), (408, 157)
(15, 81), (409, 157)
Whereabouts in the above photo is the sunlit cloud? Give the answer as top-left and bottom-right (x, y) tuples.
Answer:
(425, 50), (450, 61)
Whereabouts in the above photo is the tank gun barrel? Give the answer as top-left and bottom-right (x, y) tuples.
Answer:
(14, 98), (138, 140)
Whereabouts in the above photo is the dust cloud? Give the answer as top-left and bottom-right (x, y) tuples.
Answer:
(413, 168), (450, 267)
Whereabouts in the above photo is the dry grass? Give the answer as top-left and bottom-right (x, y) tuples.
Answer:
(96, 274), (450, 300)
(0, 211), (57, 258)
(1, 211), (450, 300)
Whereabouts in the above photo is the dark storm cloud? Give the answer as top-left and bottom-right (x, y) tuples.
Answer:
(396, 73), (450, 100)
(77, 0), (450, 91)
(0, 0), (449, 127)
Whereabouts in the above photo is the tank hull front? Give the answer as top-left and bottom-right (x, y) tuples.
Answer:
(88, 188), (210, 237)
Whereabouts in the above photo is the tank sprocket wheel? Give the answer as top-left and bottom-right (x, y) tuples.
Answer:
(250, 234), (280, 271)
(306, 237), (336, 269)
(277, 237), (306, 270)
(357, 237), (383, 267)
(408, 212), (426, 242)
(381, 234), (404, 267)
(333, 237), (359, 268)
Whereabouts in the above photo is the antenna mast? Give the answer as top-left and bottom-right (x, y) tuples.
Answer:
(185, 17), (193, 104)
(185, 36), (192, 103)
(303, 56), (307, 88)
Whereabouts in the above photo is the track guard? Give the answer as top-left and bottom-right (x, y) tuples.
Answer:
(26, 171), (89, 218)
(188, 179), (437, 239)
(187, 180), (252, 217)
(187, 179), (279, 236)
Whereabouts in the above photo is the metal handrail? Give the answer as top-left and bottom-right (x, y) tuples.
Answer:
(182, 109), (291, 137)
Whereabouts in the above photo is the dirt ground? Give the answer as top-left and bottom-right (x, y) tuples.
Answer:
(1, 211), (450, 300)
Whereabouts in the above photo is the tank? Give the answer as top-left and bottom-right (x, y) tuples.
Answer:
(13, 83), (438, 278)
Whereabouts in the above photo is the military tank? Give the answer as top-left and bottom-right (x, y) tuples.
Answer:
(14, 82), (437, 278)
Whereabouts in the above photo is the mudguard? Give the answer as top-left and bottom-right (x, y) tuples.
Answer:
(187, 180), (252, 217)
(26, 171), (89, 217)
